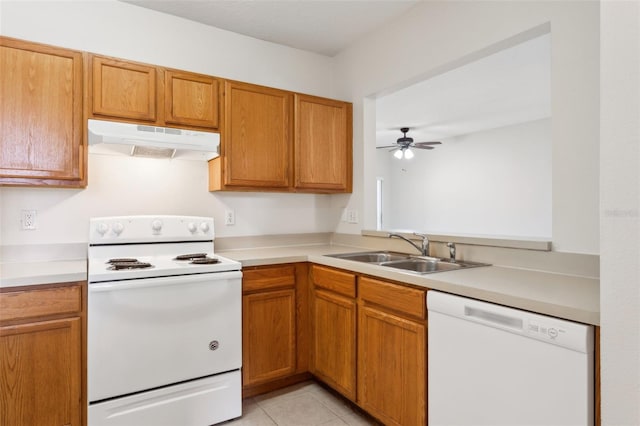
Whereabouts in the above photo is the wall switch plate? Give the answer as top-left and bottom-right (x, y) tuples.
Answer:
(347, 209), (359, 224)
(21, 209), (37, 230)
(225, 209), (235, 226)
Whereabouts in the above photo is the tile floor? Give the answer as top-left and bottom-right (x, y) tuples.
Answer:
(225, 381), (380, 426)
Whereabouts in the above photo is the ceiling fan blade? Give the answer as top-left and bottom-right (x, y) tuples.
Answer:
(376, 145), (399, 149)
(414, 141), (442, 147)
(413, 145), (434, 150)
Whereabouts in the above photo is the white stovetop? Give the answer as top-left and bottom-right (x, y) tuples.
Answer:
(88, 253), (240, 282)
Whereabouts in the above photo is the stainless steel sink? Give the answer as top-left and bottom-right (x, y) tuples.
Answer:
(380, 258), (462, 273)
(328, 251), (411, 264)
(327, 251), (490, 274)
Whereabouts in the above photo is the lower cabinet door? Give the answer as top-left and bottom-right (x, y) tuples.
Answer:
(0, 317), (82, 426)
(242, 289), (296, 386)
(358, 306), (426, 426)
(311, 288), (356, 400)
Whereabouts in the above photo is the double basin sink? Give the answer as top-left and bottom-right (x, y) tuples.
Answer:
(327, 251), (489, 275)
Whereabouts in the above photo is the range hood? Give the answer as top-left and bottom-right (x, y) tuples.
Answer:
(88, 119), (220, 160)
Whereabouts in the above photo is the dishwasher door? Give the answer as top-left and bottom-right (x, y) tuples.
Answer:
(427, 291), (594, 426)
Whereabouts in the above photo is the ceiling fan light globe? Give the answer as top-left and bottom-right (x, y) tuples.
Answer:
(393, 149), (404, 159)
(404, 148), (414, 159)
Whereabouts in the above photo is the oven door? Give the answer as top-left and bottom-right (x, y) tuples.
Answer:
(88, 271), (242, 402)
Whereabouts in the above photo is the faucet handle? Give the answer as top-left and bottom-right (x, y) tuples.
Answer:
(413, 232), (429, 239)
(447, 242), (456, 261)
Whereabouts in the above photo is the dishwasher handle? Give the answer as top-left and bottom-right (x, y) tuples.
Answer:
(464, 306), (523, 330)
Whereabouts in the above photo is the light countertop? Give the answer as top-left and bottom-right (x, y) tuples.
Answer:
(0, 260), (87, 289)
(218, 244), (599, 325)
(0, 244), (599, 325)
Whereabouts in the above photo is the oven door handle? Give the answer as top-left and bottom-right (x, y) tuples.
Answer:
(89, 270), (242, 292)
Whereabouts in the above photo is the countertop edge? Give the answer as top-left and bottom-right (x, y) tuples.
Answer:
(0, 260), (87, 289)
(1, 246), (599, 326)
(219, 246), (600, 326)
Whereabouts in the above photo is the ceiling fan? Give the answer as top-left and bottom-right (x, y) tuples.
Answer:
(377, 127), (442, 159)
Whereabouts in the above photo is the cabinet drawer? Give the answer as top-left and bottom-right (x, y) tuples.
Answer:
(311, 265), (356, 298)
(359, 277), (426, 319)
(0, 284), (82, 323)
(243, 265), (296, 293)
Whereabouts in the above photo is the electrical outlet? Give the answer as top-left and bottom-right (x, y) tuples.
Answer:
(347, 209), (359, 224)
(21, 209), (37, 230)
(341, 209), (348, 222)
(225, 209), (235, 226)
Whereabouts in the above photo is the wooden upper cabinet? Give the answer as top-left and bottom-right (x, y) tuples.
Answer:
(90, 55), (157, 122)
(294, 94), (352, 193)
(88, 54), (220, 130)
(164, 70), (219, 128)
(209, 84), (353, 194)
(0, 37), (85, 187)
(220, 81), (293, 189)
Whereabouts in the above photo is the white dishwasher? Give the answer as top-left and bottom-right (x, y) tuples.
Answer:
(427, 291), (594, 426)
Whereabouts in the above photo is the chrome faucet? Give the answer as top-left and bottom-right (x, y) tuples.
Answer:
(388, 232), (430, 256)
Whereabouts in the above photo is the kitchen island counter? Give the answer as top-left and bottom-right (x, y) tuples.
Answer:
(218, 244), (599, 325)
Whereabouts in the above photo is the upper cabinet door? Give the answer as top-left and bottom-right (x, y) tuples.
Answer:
(0, 37), (85, 187)
(90, 55), (157, 122)
(223, 81), (292, 188)
(294, 94), (352, 193)
(164, 70), (219, 129)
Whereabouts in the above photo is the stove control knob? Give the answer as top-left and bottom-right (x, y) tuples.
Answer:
(112, 222), (124, 236)
(200, 222), (210, 233)
(96, 223), (109, 236)
(187, 222), (197, 233)
(151, 219), (163, 233)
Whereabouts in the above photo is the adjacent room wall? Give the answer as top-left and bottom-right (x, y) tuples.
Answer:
(0, 0), (345, 245)
(334, 0), (600, 254)
(380, 119), (552, 238)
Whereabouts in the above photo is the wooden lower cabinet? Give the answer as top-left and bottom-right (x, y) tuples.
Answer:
(242, 263), (310, 396)
(242, 288), (297, 386)
(358, 305), (426, 426)
(0, 282), (85, 426)
(310, 265), (357, 400)
(309, 265), (427, 425)
(357, 276), (427, 426)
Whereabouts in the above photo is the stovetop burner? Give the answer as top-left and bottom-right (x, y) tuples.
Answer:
(174, 253), (208, 261)
(107, 258), (139, 264)
(190, 257), (220, 265)
(108, 262), (153, 270)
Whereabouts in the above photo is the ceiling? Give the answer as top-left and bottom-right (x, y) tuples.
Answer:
(376, 33), (551, 146)
(120, 1), (549, 145)
(122, 0), (418, 57)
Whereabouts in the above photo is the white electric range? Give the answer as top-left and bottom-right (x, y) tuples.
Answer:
(87, 215), (242, 426)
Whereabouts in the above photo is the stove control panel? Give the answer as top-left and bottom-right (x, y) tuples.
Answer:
(90, 215), (215, 244)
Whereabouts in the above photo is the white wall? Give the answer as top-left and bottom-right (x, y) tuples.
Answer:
(0, 154), (339, 244)
(600, 1), (640, 424)
(381, 119), (551, 238)
(0, 1), (337, 95)
(0, 0), (346, 245)
(335, 0), (600, 254)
